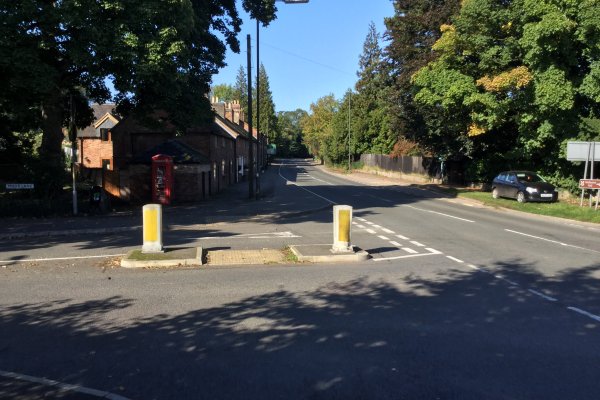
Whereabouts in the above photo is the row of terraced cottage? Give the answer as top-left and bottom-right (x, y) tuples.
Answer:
(76, 100), (266, 204)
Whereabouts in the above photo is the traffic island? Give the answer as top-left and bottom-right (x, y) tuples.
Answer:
(289, 244), (370, 263)
(121, 247), (203, 268)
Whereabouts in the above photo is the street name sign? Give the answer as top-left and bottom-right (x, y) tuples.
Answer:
(5, 183), (34, 190)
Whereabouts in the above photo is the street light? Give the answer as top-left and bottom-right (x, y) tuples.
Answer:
(254, 0), (308, 198)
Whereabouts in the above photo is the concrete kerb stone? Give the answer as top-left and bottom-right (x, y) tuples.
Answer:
(120, 247), (203, 268)
(289, 244), (370, 263)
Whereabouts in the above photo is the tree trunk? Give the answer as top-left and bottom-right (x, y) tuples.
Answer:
(39, 96), (67, 195)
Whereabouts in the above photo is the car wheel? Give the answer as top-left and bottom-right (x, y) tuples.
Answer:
(492, 188), (499, 199)
(517, 191), (527, 203)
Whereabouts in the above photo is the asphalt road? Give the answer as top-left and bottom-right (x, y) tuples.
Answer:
(1, 159), (600, 399)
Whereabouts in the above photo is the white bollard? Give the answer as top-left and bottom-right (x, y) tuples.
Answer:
(332, 205), (352, 252)
(142, 204), (164, 253)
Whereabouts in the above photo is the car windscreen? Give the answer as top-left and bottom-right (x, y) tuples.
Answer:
(517, 172), (544, 183)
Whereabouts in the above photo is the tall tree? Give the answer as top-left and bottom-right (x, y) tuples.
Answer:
(253, 64), (277, 142)
(0, 0), (278, 190)
(233, 65), (249, 116)
(276, 109), (308, 157)
(384, 0), (461, 151)
(354, 22), (395, 156)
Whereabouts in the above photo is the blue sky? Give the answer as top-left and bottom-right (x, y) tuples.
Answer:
(211, 0), (395, 112)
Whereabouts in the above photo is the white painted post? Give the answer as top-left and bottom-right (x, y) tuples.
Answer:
(332, 205), (352, 252)
(142, 204), (164, 253)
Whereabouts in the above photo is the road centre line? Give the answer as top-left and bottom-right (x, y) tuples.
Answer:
(404, 205), (475, 223)
(504, 229), (600, 253)
(368, 194), (393, 203)
(0, 370), (130, 400)
(378, 235), (390, 241)
(0, 254), (126, 264)
(528, 289), (558, 302)
(278, 163), (337, 205)
(373, 252), (441, 262)
(446, 256), (464, 263)
(567, 307), (600, 323)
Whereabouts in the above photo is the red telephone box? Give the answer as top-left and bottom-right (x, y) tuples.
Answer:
(151, 154), (173, 205)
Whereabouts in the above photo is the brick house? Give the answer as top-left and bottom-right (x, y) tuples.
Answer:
(76, 104), (121, 185)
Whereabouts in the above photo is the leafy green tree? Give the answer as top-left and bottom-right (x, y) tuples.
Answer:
(411, 0), (600, 188)
(276, 109), (309, 157)
(211, 84), (236, 102)
(301, 95), (338, 163)
(329, 90), (354, 166)
(384, 0), (461, 151)
(0, 0), (277, 191)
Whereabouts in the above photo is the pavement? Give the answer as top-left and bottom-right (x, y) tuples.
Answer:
(1, 160), (473, 266)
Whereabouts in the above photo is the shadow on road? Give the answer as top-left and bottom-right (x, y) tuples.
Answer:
(1, 261), (599, 399)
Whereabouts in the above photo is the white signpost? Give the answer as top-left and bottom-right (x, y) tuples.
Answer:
(567, 141), (599, 209)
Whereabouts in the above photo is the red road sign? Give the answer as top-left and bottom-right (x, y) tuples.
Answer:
(579, 179), (600, 189)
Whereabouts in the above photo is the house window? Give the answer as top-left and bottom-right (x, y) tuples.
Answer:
(221, 160), (225, 176)
(100, 128), (110, 141)
(102, 159), (111, 170)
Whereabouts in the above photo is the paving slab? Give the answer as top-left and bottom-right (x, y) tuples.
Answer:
(207, 249), (286, 266)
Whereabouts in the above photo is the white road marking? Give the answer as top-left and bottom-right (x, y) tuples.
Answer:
(528, 289), (558, 302)
(396, 234), (409, 240)
(368, 194), (393, 203)
(372, 224), (382, 229)
(404, 205), (475, 223)
(356, 224), (366, 229)
(504, 229), (600, 253)
(425, 248), (442, 254)
(390, 241), (401, 246)
(467, 264), (480, 271)
(377, 235), (390, 241)
(278, 164), (337, 204)
(410, 241), (425, 247)
(0, 370), (130, 400)
(402, 247), (418, 254)
(446, 256), (464, 263)
(357, 217), (367, 222)
(567, 307), (600, 323)
(0, 254), (126, 264)
(366, 229), (376, 234)
(366, 221), (375, 225)
(381, 228), (395, 234)
(352, 222), (358, 225)
(373, 252), (440, 262)
(198, 231), (300, 240)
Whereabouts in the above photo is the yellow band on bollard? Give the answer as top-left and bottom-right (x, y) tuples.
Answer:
(144, 208), (158, 242)
(338, 210), (350, 242)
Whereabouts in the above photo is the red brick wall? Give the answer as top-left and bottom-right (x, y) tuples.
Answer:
(79, 138), (113, 169)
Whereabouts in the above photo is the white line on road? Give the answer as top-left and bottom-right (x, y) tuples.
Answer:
(366, 229), (376, 234)
(373, 252), (441, 262)
(528, 289), (558, 302)
(0, 370), (131, 400)
(396, 234), (409, 240)
(357, 217), (367, 222)
(372, 224), (382, 229)
(504, 229), (600, 253)
(390, 241), (401, 246)
(366, 221), (375, 225)
(567, 307), (600, 323)
(377, 235), (390, 241)
(278, 164), (337, 204)
(198, 231), (301, 240)
(467, 264), (480, 271)
(0, 254), (126, 264)
(402, 247), (418, 254)
(356, 224), (366, 229)
(446, 256), (464, 263)
(425, 248), (442, 254)
(368, 194), (393, 203)
(410, 241), (425, 247)
(381, 228), (395, 234)
(404, 205), (475, 223)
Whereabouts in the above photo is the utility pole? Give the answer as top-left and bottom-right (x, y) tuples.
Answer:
(69, 94), (78, 215)
(255, 19), (261, 199)
(247, 34), (255, 199)
(348, 91), (352, 171)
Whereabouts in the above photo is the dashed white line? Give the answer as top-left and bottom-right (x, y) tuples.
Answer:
(372, 224), (382, 229)
(404, 205), (475, 223)
(373, 252), (438, 261)
(381, 228), (395, 234)
(356, 224), (366, 229)
(425, 248), (442, 254)
(390, 241), (401, 246)
(402, 247), (418, 254)
(446, 256), (464, 263)
(377, 235), (390, 241)
(357, 217), (367, 222)
(505, 229), (600, 253)
(467, 264), (480, 271)
(410, 241), (425, 247)
(366, 229), (376, 234)
(567, 307), (600, 323)
(366, 222), (375, 225)
(528, 289), (558, 302)
(396, 234), (409, 240)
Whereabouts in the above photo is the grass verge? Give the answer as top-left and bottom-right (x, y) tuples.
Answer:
(127, 248), (197, 261)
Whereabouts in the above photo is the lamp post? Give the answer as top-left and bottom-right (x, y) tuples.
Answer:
(254, 0), (308, 198)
